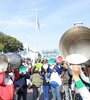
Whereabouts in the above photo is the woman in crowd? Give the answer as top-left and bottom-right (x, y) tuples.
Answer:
(42, 62), (50, 100)
(50, 67), (62, 100)
(14, 65), (30, 100)
(31, 67), (43, 100)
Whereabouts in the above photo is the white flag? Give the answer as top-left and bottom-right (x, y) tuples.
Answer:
(36, 9), (40, 30)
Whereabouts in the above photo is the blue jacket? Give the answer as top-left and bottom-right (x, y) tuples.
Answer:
(48, 63), (62, 75)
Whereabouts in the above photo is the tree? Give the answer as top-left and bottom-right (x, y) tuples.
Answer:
(0, 36), (23, 52)
(0, 44), (4, 52)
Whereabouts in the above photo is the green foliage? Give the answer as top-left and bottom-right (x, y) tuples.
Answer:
(0, 43), (4, 52)
(0, 36), (23, 52)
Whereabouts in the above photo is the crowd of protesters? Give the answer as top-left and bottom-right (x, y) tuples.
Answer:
(0, 54), (90, 100)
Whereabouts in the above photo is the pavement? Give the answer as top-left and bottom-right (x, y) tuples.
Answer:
(14, 88), (51, 100)
(27, 88), (43, 100)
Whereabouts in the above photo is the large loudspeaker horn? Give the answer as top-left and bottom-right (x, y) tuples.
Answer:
(5, 53), (22, 69)
(59, 26), (90, 60)
(0, 53), (22, 72)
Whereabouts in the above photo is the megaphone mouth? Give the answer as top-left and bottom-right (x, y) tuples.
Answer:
(0, 61), (8, 72)
(59, 26), (90, 60)
(66, 54), (88, 64)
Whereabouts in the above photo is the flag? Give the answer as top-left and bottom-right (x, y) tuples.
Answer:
(36, 9), (40, 30)
(37, 18), (40, 30)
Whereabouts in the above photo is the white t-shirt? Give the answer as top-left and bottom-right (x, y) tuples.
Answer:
(50, 72), (62, 85)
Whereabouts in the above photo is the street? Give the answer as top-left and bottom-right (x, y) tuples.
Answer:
(14, 88), (52, 100)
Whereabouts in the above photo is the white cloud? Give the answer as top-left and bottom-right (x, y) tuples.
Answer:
(42, 0), (90, 25)
(0, 0), (90, 51)
(0, 17), (34, 29)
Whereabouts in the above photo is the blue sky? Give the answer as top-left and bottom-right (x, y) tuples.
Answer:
(0, 0), (90, 51)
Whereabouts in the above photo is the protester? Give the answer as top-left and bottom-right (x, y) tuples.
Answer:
(48, 59), (55, 74)
(80, 60), (90, 91)
(61, 61), (71, 100)
(0, 71), (15, 100)
(50, 67), (62, 100)
(31, 67), (43, 100)
(14, 65), (30, 100)
(66, 54), (90, 100)
(42, 65), (50, 100)
(0, 55), (15, 100)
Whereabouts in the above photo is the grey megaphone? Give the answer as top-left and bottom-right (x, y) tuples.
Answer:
(59, 25), (90, 61)
(0, 53), (22, 72)
(5, 53), (22, 70)
(0, 53), (22, 71)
